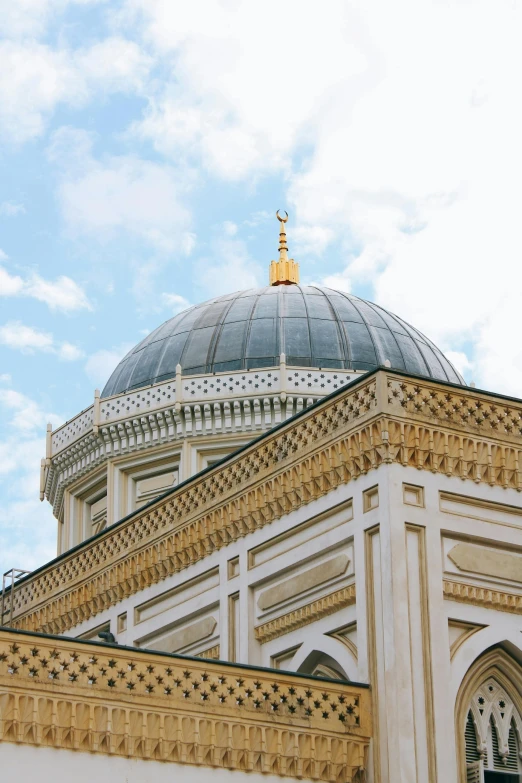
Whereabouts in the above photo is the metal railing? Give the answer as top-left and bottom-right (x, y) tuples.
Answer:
(0, 568), (31, 626)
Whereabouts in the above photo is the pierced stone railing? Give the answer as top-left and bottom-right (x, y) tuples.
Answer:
(0, 627), (371, 782)
(50, 365), (361, 457)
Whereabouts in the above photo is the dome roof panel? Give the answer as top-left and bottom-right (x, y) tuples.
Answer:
(224, 296), (257, 322)
(101, 285), (465, 397)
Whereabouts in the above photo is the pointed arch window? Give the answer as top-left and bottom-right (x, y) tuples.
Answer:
(465, 678), (522, 782)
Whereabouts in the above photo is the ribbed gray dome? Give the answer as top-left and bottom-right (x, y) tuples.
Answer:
(101, 285), (463, 398)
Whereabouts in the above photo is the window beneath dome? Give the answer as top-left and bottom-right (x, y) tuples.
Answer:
(193, 440), (250, 474)
(89, 493), (108, 535)
(135, 471), (178, 508)
(111, 449), (182, 521)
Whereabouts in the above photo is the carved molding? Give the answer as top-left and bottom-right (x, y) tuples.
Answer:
(197, 645), (220, 660)
(46, 394), (321, 515)
(8, 371), (522, 636)
(448, 619), (486, 660)
(258, 555), (350, 611)
(255, 586), (357, 645)
(327, 623), (358, 662)
(443, 579), (522, 613)
(0, 629), (370, 782)
(448, 543), (522, 582)
(8, 379), (377, 633)
(386, 376), (522, 444)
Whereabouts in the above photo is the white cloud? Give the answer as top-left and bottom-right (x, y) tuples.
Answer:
(0, 42), (83, 143)
(59, 157), (191, 250)
(120, 0), (522, 396)
(75, 36), (151, 93)
(25, 273), (92, 312)
(162, 293), (192, 314)
(0, 373), (11, 383)
(0, 383), (63, 573)
(0, 265), (24, 296)
(85, 343), (134, 389)
(244, 210), (270, 228)
(0, 321), (84, 360)
(194, 236), (263, 299)
(223, 221), (238, 237)
(320, 271), (351, 294)
(0, 434), (57, 575)
(57, 342), (84, 361)
(0, 263), (91, 312)
(125, 1), (367, 180)
(0, 36), (150, 143)
(283, 3), (520, 397)
(50, 128), (194, 252)
(0, 387), (61, 432)
(0, 0), (106, 40)
(445, 352), (473, 381)
(0, 201), (25, 217)
(0, 322), (53, 352)
(0, 0), (57, 38)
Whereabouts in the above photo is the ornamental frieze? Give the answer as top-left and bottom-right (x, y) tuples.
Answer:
(0, 628), (371, 782)
(6, 371), (522, 636)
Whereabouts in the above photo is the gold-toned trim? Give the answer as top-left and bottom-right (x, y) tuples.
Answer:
(443, 579), (522, 613)
(8, 377), (378, 634)
(197, 644), (220, 660)
(228, 592), (239, 662)
(403, 483), (425, 508)
(8, 371), (522, 636)
(227, 556), (240, 579)
(254, 585), (356, 644)
(363, 485), (379, 513)
(0, 629), (370, 782)
(270, 210), (299, 286)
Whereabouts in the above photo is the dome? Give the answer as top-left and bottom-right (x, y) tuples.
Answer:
(101, 285), (464, 398)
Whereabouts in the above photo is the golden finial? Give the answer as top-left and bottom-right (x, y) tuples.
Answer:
(270, 210), (300, 286)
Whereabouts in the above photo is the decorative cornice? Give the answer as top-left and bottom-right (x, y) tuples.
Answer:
(8, 371), (522, 636)
(46, 393), (320, 515)
(46, 365), (362, 512)
(198, 644), (220, 659)
(443, 579), (522, 613)
(8, 379), (378, 634)
(386, 375), (522, 443)
(255, 586), (357, 644)
(0, 629), (370, 782)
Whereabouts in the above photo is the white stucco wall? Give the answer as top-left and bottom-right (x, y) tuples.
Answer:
(0, 743), (314, 783)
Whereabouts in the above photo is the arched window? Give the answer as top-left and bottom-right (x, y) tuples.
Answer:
(465, 678), (522, 782)
(296, 651), (348, 680)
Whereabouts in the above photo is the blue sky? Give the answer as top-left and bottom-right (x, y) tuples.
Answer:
(0, 0), (521, 574)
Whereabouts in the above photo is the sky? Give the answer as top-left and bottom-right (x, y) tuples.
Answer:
(0, 0), (521, 575)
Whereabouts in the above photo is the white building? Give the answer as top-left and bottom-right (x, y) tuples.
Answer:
(1, 215), (521, 783)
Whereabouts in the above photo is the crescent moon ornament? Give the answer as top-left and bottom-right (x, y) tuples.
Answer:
(276, 209), (288, 223)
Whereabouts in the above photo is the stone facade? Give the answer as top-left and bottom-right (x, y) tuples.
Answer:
(3, 367), (522, 782)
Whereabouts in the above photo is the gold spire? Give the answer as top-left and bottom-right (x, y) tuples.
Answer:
(269, 210), (300, 286)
